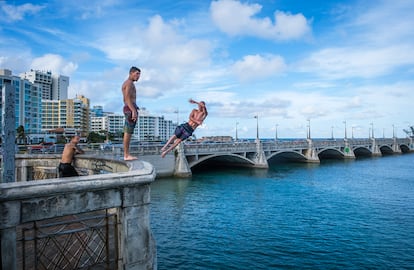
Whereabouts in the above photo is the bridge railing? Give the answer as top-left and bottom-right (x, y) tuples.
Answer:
(184, 142), (258, 155)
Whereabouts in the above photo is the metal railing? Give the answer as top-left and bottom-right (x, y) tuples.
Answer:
(17, 209), (118, 270)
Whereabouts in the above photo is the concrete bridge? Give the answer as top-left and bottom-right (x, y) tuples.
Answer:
(171, 137), (414, 177)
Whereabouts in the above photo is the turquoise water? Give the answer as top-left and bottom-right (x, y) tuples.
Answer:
(150, 154), (414, 269)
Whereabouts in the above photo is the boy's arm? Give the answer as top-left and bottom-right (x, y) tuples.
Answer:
(74, 144), (84, 154)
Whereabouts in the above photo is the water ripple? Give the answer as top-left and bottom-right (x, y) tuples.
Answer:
(151, 154), (414, 269)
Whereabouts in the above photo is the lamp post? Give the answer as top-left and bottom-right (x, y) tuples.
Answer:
(275, 124), (278, 141)
(307, 119), (311, 139)
(174, 108), (179, 125)
(392, 124), (395, 138)
(331, 126), (334, 139)
(370, 122), (374, 138)
(343, 120), (347, 139)
(352, 126), (355, 139)
(254, 115), (259, 140)
(235, 122), (239, 141)
(383, 128), (385, 138)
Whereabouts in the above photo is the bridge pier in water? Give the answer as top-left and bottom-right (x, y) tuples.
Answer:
(371, 138), (382, 157)
(392, 137), (402, 154)
(253, 139), (269, 168)
(174, 143), (192, 177)
(303, 139), (321, 163)
(343, 139), (356, 159)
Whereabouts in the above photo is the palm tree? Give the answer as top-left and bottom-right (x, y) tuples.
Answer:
(16, 125), (26, 145)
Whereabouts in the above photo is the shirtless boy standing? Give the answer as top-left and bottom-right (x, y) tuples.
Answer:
(122, 66), (141, 161)
(161, 99), (208, 158)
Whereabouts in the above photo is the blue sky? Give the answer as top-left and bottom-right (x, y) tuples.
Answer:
(1, 0), (414, 139)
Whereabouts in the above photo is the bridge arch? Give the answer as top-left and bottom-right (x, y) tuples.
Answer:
(353, 146), (372, 157)
(400, 144), (410, 153)
(267, 150), (308, 162)
(317, 147), (345, 160)
(379, 144), (393, 155)
(189, 153), (255, 169)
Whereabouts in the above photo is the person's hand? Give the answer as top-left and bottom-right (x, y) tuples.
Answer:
(189, 98), (195, 104)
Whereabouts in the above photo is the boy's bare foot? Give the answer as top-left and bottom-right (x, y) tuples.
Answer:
(124, 155), (138, 161)
(161, 151), (167, 158)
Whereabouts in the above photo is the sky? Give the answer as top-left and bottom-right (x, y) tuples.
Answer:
(1, 0), (414, 139)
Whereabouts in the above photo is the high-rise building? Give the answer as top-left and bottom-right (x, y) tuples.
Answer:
(91, 105), (104, 117)
(90, 116), (108, 132)
(41, 95), (90, 137)
(106, 113), (125, 135)
(21, 69), (68, 100)
(135, 108), (175, 141)
(41, 100), (60, 131)
(52, 74), (69, 100)
(0, 69), (42, 135)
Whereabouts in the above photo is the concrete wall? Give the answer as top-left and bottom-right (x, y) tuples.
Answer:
(0, 158), (157, 270)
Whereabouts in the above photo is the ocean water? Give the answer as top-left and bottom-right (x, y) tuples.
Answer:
(150, 154), (414, 269)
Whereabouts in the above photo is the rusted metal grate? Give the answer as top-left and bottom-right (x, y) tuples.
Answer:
(17, 209), (119, 270)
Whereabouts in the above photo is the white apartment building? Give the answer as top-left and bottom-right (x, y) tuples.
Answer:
(21, 69), (68, 100)
(90, 116), (108, 132)
(90, 108), (175, 141)
(107, 113), (125, 135)
(135, 108), (175, 141)
(52, 74), (69, 100)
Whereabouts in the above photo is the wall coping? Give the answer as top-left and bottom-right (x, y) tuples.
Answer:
(0, 159), (154, 201)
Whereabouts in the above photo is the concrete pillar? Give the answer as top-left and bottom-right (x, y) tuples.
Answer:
(410, 138), (414, 152)
(392, 137), (402, 154)
(174, 143), (192, 177)
(119, 184), (157, 270)
(303, 139), (320, 163)
(253, 139), (268, 168)
(370, 138), (382, 156)
(1, 80), (16, 183)
(343, 139), (356, 159)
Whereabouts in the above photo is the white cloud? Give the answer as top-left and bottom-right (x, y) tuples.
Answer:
(210, 0), (311, 40)
(297, 44), (414, 79)
(30, 54), (78, 76)
(95, 15), (212, 69)
(0, 3), (45, 22)
(232, 54), (287, 81)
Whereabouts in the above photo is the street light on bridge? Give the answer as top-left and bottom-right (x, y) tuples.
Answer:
(275, 124), (278, 141)
(370, 122), (374, 138)
(392, 124), (395, 138)
(235, 122), (239, 141)
(343, 120), (347, 139)
(174, 108), (179, 125)
(307, 119), (311, 139)
(254, 115), (259, 140)
(331, 126), (334, 139)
